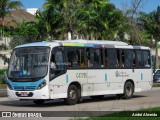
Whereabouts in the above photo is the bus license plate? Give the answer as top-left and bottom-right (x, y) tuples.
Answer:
(20, 92), (28, 96)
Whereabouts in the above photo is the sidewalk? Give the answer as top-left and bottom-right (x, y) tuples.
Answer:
(0, 89), (7, 97)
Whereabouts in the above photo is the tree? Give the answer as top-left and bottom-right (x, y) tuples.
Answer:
(10, 21), (40, 48)
(75, 0), (123, 40)
(138, 6), (160, 68)
(0, 0), (23, 36)
(43, 0), (83, 40)
(42, 0), (123, 40)
(121, 0), (146, 45)
(35, 10), (50, 40)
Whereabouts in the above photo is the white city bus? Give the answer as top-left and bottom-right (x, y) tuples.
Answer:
(7, 40), (152, 105)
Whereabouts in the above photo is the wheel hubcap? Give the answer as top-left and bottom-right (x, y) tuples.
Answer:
(69, 90), (76, 100)
(126, 86), (132, 96)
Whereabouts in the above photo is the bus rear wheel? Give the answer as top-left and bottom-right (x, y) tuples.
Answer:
(124, 81), (134, 99)
(33, 100), (45, 105)
(65, 85), (78, 105)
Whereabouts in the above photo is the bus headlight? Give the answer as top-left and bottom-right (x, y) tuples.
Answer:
(37, 80), (46, 90)
(6, 82), (13, 90)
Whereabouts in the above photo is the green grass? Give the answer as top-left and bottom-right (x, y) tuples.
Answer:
(153, 83), (160, 87)
(85, 117), (159, 120)
(75, 107), (160, 120)
(140, 107), (160, 111)
(0, 84), (6, 89)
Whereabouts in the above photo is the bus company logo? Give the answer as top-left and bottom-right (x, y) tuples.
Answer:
(2, 112), (11, 117)
(115, 71), (129, 77)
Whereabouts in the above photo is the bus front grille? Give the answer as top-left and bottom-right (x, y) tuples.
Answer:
(13, 86), (36, 91)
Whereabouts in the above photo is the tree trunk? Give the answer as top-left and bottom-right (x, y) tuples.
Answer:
(68, 31), (72, 40)
(2, 17), (4, 38)
(151, 35), (153, 48)
(155, 39), (159, 69)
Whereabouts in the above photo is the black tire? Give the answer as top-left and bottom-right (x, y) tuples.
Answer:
(91, 95), (104, 99)
(65, 85), (78, 105)
(33, 100), (45, 105)
(124, 82), (134, 99)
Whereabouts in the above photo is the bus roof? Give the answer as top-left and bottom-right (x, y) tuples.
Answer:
(15, 39), (150, 50)
(62, 40), (128, 45)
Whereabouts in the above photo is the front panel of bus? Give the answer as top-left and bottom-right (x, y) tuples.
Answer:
(7, 46), (50, 100)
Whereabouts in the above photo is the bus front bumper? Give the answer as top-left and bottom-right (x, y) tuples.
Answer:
(7, 86), (50, 100)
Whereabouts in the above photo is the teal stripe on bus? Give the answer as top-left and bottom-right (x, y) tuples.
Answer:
(141, 73), (143, 80)
(105, 73), (107, 81)
(66, 74), (68, 83)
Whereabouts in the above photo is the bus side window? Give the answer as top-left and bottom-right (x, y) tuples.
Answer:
(135, 50), (151, 68)
(93, 49), (100, 67)
(87, 48), (103, 68)
(50, 53), (56, 69)
(50, 53), (56, 80)
(143, 51), (151, 68)
(100, 49), (104, 67)
(75, 48), (86, 68)
(116, 49), (120, 68)
(87, 48), (93, 68)
(50, 48), (65, 80)
(124, 49), (133, 68)
(55, 51), (64, 70)
(136, 50), (143, 68)
(66, 48), (77, 68)
(105, 49), (108, 67)
(133, 51), (136, 68)
(107, 49), (117, 69)
(121, 50), (125, 68)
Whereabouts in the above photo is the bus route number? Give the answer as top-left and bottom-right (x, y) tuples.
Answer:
(76, 73), (88, 78)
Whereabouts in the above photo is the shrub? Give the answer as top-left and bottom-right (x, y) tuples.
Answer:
(0, 69), (7, 84)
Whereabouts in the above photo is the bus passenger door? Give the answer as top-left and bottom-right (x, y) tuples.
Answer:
(49, 47), (67, 99)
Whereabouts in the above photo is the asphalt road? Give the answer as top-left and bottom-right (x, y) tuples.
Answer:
(0, 88), (160, 119)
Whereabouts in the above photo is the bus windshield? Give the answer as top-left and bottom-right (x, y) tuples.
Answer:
(8, 47), (50, 80)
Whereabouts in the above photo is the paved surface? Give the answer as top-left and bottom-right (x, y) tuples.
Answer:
(0, 88), (160, 119)
(0, 89), (7, 97)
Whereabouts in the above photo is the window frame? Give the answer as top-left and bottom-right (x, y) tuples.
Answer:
(50, 46), (66, 81)
(65, 46), (87, 69)
(135, 49), (151, 69)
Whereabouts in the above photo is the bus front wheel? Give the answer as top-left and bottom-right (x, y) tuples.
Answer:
(33, 100), (45, 105)
(124, 81), (134, 99)
(65, 85), (78, 105)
